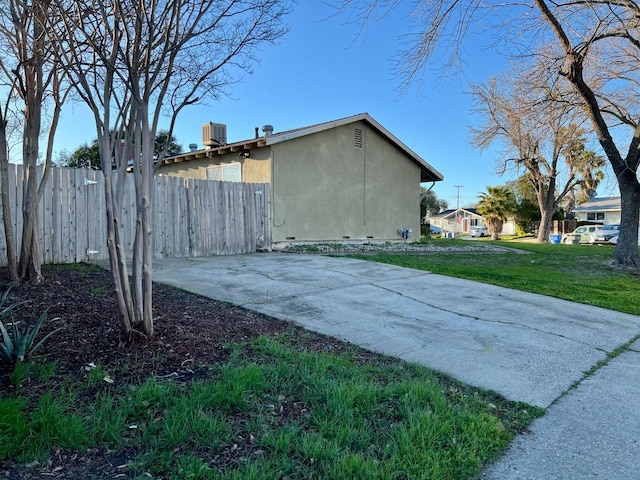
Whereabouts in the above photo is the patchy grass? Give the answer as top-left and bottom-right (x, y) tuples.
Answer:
(0, 334), (542, 479)
(347, 240), (640, 315)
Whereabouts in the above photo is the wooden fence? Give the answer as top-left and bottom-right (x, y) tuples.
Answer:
(0, 164), (271, 266)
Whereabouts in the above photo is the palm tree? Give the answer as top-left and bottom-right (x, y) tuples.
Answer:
(477, 186), (517, 240)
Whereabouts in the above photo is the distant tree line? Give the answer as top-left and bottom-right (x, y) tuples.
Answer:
(56, 130), (183, 170)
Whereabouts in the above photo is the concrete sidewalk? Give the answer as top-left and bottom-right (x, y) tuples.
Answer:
(151, 253), (640, 479)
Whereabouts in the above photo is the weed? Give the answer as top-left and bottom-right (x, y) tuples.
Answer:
(90, 286), (106, 296)
(85, 363), (114, 386)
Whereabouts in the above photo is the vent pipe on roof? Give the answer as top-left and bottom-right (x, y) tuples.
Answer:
(188, 143), (198, 152)
(255, 127), (259, 139)
(262, 124), (274, 137)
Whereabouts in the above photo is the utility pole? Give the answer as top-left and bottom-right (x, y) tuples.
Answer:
(454, 185), (463, 237)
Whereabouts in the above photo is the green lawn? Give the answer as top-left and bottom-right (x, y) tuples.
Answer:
(1, 334), (541, 479)
(347, 239), (640, 315)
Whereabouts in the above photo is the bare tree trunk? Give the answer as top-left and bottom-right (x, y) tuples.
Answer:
(18, 92), (42, 282)
(0, 119), (17, 281)
(141, 140), (154, 336)
(610, 172), (640, 269)
(18, 165), (43, 283)
(140, 175), (154, 336)
(102, 157), (134, 340)
(131, 104), (155, 337)
(15, 0), (50, 284)
(537, 209), (554, 243)
(536, 180), (557, 243)
(131, 130), (145, 328)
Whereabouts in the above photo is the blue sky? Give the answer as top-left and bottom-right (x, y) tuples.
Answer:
(52, 2), (618, 209)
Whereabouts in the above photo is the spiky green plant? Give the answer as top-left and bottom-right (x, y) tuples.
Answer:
(0, 289), (60, 362)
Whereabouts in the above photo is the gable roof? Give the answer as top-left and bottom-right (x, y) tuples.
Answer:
(159, 113), (443, 183)
(573, 196), (621, 212)
(430, 207), (480, 219)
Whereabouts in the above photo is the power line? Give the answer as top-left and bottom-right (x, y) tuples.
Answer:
(453, 185), (463, 235)
(454, 185), (463, 210)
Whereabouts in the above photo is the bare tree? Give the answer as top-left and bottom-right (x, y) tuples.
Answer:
(471, 70), (605, 242)
(47, 0), (290, 341)
(338, 0), (640, 269)
(0, 0), (68, 283)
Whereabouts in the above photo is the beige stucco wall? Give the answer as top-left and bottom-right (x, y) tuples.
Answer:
(158, 148), (271, 184)
(157, 121), (424, 244)
(270, 121), (421, 243)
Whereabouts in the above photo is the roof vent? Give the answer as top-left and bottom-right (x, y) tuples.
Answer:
(262, 124), (274, 137)
(202, 122), (227, 147)
(354, 128), (363, 148)
(188, 143), (198, 152)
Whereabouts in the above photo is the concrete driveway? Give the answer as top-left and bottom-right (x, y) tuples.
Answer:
(152, 252), (640, 479)
(152, 253), (640, 409)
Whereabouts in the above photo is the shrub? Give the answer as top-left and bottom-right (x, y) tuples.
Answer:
(0, 289), (60, 363)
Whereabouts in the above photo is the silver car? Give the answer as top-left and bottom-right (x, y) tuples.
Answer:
(589, 224), (620, 244)
(608, 227), (640, 246)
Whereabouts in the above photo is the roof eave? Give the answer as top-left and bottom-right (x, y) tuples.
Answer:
(159, 138), (266, 166)
(160, 113), (444, 183)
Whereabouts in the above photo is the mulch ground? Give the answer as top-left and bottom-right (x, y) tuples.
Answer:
(0, 264), (353, 479)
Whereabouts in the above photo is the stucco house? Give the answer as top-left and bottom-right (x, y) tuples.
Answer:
(573, 196), (621, 224)
(158, 113), (443, 244)
(428, 207), (517, 236)
(429, 208), (484, 235)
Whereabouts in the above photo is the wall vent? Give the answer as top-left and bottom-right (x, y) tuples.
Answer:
(202, 122), (227, 147)
(354, 128), (363, 148)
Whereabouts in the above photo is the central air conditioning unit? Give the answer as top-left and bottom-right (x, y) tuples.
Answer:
(202, 122), (227, 147)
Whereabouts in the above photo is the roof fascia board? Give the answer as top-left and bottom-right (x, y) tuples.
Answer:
(266, 113), (443, 181)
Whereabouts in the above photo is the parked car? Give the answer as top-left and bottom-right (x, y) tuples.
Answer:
(469, 226), (489, 237)
(589, 224), (620, 244)
(608, 227), (640, 246)
(561, 225), (602, 244)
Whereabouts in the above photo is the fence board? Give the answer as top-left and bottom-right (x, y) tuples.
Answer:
(0, 166), (271, 266)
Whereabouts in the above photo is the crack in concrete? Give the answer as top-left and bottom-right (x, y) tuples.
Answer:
(371, 282), (595, 346)
(550, 332), (640, 406)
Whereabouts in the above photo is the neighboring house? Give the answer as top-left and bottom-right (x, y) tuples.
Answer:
(428, 207), (516, 236)
(158, 113), (443, 244)
(573, 196), (621, 224)
(429, 208), (483, 235)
